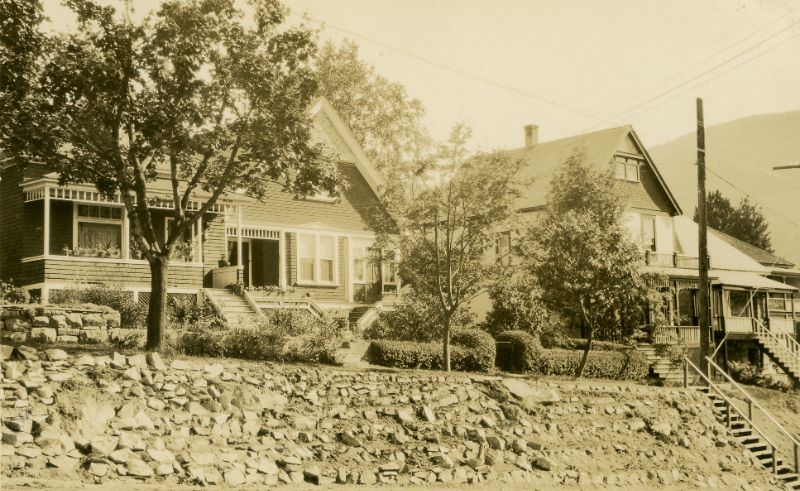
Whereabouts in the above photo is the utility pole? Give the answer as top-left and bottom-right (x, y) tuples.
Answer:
(697, 98), (711, 377)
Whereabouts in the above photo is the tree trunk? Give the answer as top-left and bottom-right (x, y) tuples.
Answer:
(145, 255), (169, 351)
(576, 326), (593, 377)
(442, 316), (452, 372)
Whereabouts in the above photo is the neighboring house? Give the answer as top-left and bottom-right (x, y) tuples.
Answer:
(486, 123), (798, 382)
(0, 98), (399, 322)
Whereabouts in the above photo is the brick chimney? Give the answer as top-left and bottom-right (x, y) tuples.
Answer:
(524, 124), (539, 148)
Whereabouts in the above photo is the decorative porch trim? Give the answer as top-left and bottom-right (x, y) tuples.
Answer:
(225, 226), (280, 240)
(22, 182), (228, 213)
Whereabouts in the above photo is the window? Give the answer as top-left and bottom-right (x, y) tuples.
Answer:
(381, 249), (399, 285)
(728, 290), (753, 317)
(640, 214), (656, 251)
(614, 156), (641, 182)
(297, 233), (337, 284)
(75, 204), (123, 258)
(495, 232), (511, 263)
(319, 235), (335, 282)
(165, 217), (199, 262)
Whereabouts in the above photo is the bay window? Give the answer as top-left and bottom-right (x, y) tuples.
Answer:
(297, 233), (337, 285)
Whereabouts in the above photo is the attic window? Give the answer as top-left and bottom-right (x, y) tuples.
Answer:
(614, 156), (641, 182)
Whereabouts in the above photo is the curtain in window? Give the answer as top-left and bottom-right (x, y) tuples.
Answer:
(319, 236), (335, 282)
(78, 222), (122, 256)
(299, 234), (316, 282)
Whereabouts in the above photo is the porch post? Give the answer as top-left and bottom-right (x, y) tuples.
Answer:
(43, 187), (50, 255)
(279, 231), (287, 288)
(345, 237), (353, 303)
(122, 207), (130, 259)
(197, 214), (203, 264)
(236, 205), (243, 268)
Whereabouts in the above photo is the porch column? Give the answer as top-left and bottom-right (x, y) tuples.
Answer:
(43, 188), (50, 255)
(122, 207), (130, 259)
(236, 205), (243, 268)
(279, 231), (287, 288)
(197, 214), (203, 264)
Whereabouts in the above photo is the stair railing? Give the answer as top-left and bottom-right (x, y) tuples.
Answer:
(239, 288), (265, 319)
(683, 357), (781, 474)
(754, 318), (800, 361)
(703, 356), (799, 474)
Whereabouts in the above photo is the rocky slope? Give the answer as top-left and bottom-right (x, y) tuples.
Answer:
(0, 345), (788, 489)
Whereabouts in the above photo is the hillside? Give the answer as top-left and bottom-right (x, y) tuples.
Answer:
(649, 111), (800, 266)
(1, 345), (789, 490)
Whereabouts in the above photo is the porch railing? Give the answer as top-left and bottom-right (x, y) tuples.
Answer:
(768, 316), (796, 335)
(211, 266), (244, 289)
(644, 251), (705, 269)
(723, 316), (754, 334)
(653, 326), (701, 346)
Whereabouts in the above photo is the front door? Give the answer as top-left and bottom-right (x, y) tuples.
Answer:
(251, 239), (280, 287)
(365, 248), (382, 303)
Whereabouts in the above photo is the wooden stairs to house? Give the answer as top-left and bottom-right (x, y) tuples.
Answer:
(637, 343), (683, 385)
(753, 321), (800, 386)
(348, 306), (372, 327)
(203, 288), (260, 324)
(686, 356), (800, 490)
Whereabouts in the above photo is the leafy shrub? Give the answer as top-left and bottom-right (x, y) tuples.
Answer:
(366, 330), (496, 373)
(451, 328), (496, 372)
(175, 310), (344, 364)
(536, 349), (648, 380)
(50, 285), (144, 328)
(728, 361), (794, 393)
(364, 294), (473, 342)
(1, 279), (28, 304)
(482, 276), (553, 336)
(495, 330), (543, 373)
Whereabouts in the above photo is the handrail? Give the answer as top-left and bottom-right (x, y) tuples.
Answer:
(710, 332), (727, 361)
(683, 357), (779, 453)
(239, 288), (265, 319)
(755, 318), (800, 357)
(705, 356), (800, 449)
(704, 355), (799, 474)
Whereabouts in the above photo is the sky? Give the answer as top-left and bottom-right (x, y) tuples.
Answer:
(42, 0), (800, 152)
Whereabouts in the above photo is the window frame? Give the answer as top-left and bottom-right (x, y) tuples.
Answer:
(614, 155), (642, 183)
(495, 231), (512, 263)
(164, 217), (200, 263)
(640, 214), (657, 252)
(73, 203), (124, 258)
(352, 244), (369, 284)
(296, 232), (339, 286)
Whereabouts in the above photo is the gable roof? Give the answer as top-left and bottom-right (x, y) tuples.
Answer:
(309, 97), (385, 198)
(510, 125), (682, 214)
(710, 228), (795, 269)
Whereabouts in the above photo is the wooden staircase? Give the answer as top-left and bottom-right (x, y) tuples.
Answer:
(348, 305), (372, 327)
(685, 357), (800, 490)
(637, 343), (683, 385)
(753, 320), (800, 386)
(203, 288), (260, 324)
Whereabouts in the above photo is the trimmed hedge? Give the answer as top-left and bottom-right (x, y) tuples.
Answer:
(495, 330), (543, 373)
(550, 338), (632, 352)
(366, 329), (497, 372)
(536, 349), (648, 380)
(451, 329), (497, 372)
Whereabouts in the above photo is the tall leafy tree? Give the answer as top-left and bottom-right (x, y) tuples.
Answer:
(401, 125), (522, 371)
(528, 154), (651, 377)
(315, 40), (431, 214)
(694, 190), (773, 252)
(2, 0), (338, 350)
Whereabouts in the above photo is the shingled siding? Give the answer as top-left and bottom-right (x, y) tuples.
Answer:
(620, 165), (676, 214)
(284, 233), (348, 303)
(202, 214), (226, 287)
(0, 166), (25, 282)
(37, 258), (202, 288)
(239, 162), (390, 232)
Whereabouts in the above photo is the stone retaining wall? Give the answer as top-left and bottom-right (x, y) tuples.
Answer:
(0, 304), (121, 344)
